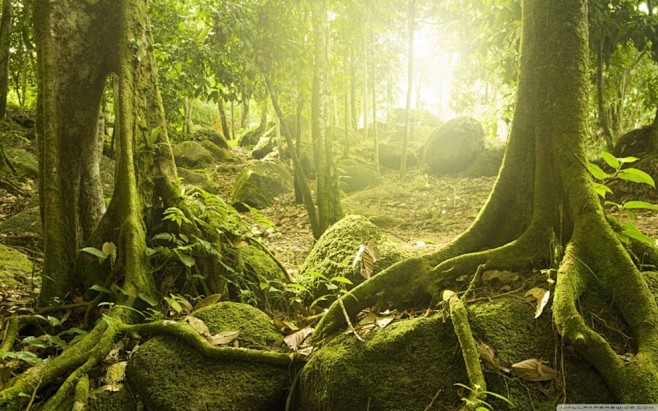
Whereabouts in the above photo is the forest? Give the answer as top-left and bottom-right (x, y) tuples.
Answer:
(0, 0), (658, 409)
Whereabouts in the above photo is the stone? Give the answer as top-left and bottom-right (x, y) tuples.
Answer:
(377, 143), (418, 170)
(462, 146), (505, 177)
(337, 158), (380, 193)
(0, 243), (34, 286)
(172, 141), (214, 168)
(232, 162), (293, 210)
(423, 117), (485, 175)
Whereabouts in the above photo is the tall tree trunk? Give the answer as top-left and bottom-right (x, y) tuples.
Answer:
(0, 0), (12, 119)
(217, 97), (231, 140)
(371, 45), (379, 175)
(311, 0), (342, 235)
(343, 55), (351, 159)
(595, 42), (613, 150)
(362, 35), (368, 142)
(400, 0), (415, 178)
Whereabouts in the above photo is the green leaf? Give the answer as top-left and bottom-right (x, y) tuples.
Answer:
(586, 162), (611, 181)
(618, 156), (639, 164)
(46, 334), (68, 348)
(139, 292), (159, 307)
(165, 296), (183, 313)
(621, 223), (655, 247)
(34, 314), (61, 327)
(623, 201), (658, 211)
(22, 336), (48, 349)
(617, 168), (655, 188)
(80, 247), (107, 259)
(592, 182), (613, 199)
(601, 151), (620, 169)
(174, 249), (195, 267)
(90, 284), (112, 294)
(331, 276), (354, 285)
(0, 351), (42, 364)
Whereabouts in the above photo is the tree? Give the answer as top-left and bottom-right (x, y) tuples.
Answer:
(315, 0), (658, 402)
(0, 0), (12, 118)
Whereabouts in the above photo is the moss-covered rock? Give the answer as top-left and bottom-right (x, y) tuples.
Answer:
(299, 215), (410, 288)
(199, 139), (232, 162)
(293, 297), (614, 410)
(251, 136), (275, 159)
(172, 141), (214, 168)
(126, 302), (291, 411)
(0, 206), (42, 237)
(235, 244), (288, 306)
(232, 162), (293, 210)
(337, 158), (380, 193)
(423, 117), (485, 175)
(462, 145), (505, 177)
(192, 128), (229, 150)
(377, 143), (418, 170)
(0, 243), (33, 286)
(88, 387), (136, 411)
(5, 147), (38, 178)
(177, 167), (207, 185)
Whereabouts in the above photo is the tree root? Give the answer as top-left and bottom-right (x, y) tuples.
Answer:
(0, 313), (304, 409)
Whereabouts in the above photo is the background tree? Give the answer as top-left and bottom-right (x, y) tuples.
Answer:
(315, 0), (658, 402)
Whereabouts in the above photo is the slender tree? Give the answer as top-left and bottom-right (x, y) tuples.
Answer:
(0, 0), (12, 118)
(315, 0), (658, 401)
(400, 0), (415, 178)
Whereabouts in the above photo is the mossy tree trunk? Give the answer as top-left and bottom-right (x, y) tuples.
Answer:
(311, 0), (342, 235)
(35, 0), (178, 306)
(315, 0), (658, 402)
(0, 0), (11, 119)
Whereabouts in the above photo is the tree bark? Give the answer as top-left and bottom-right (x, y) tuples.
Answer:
(0, 0), (12, 119)
(400, 0), (415, 178)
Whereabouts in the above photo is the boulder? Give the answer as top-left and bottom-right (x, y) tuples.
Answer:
(126, 302), (291, 411)
(299, 215), (410, 291)
(192, 128), (229, 150)
(337, 158), (380, 193)
(377, 143), (418, 170)
(252, 136), (275, 159)
(462, 146), (505, 177)
(614, 125), (651, 157)
(232, 162), (293, 210)
(88, 388), (136, 411)
(172, 141), (214, 168)
(423, 117), (485, 175)
(177, 167), (207, 185)
(199, 139), (231, 162)
(0, 244), (33, 286)
(292, 297), (614, 410)
(6, 148), (38, 179)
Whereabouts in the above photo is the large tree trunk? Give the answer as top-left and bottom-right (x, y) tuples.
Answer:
(0, 0), (12, 119)
(311, 0), (342, 235)
(400, 0), (415, 178)
(315, 0), (658, 402)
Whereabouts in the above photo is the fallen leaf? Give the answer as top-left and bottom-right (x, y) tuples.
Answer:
(183, 316), (211, 337)
(273, 318), (298, 334)
(476, 340), (498, 371)
(208, 330), (240, 346)
(104, 361), (127, 385)
(524, 287), (547, 303)
(511, 358), (557, 381)
(193, 294), (222, 312)
(534, 289), (551, 319)
(482, 270), (519, 284)
(284, 326), (313, 351)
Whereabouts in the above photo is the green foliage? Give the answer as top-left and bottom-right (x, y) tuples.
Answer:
(588, 151), (657, 247)
(454, 383), (514, 410)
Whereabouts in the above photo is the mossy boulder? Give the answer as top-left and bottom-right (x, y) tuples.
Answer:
(234, 244), (289, 307)
(462, 145), (505, 177)
(0, 243), (33, 286)
(172, 141), (214, 168)
(378, 143), (418, 170)
(126, 302), (291, 411)
(337, 158), (380, 193)
(199, 139), (232, 162)
(292, 297), (613, 410)
(177, 167), (207, 185)
(192, 128), (229, 150)
(423, 117), (485, 175)
(252, 136), (275, 159)
(232, 162), (293, 210)
(6, 148), (38, 178)
(88, 388), (136, 411)
(299, 215), (410, 288)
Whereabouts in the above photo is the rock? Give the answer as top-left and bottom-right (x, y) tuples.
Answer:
(88, 388), (136, 411)
(177, 167), (207, 185)
(0, 206), (42, 251)
(299, 215), (410, 292)
(0, 243), (33, 286)
(386, 108), (441, 128)
(252, 136), (275, 159)
(232, 162), (293, 210)
(239, 123), (275, 148)
(6, 148), (38, 179)
(199, 140), (231, 162)
(192, 128), (229, 150)
(614, 125), (651, 157)
(423, 117), (485, 175)
(292, 297), (614, 410)
(172, 141), (214, 168)
(377, 143), (418, 170)
(462, 145), (505, 177)
(337, 158), (380, 193)
(232, 244), (289, 306)
(126, 302), (291, 411)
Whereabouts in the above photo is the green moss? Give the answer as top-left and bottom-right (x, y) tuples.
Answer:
(300, 214), (410, 286)
(199, 139), (232, 162)
(0, 243), (34, 286)
(126, 302), (290, 411)
(294, 297), (614, 410)
(336, 158), (380, 192)
(232, 162), (293, 210)
(172, 141), (214, 168)
(193, 302), (284, 349)
(88, 388), (136, 411)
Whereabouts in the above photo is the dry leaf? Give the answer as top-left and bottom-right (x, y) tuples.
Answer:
(284, 326), (313, 351)
(482, 270), (519, 284)
(376, 315), (394, 329)
(534, 289), (551, 319)
(104, 361), (127, 386)
(193, 294), (222, 312)
(511, 358), (557, 381)
(476, 340), (498, 371)
(208, 330), (240, 346)
(352, 245), (366, 269)
(183, 316), (211, 337)
(103, 340), (125, 364)
(273, 318), (298, 334)
(524, 288), (551, 318)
